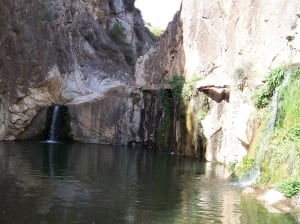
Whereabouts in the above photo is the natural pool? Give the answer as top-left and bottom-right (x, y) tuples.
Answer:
(0, 142), (297, 224)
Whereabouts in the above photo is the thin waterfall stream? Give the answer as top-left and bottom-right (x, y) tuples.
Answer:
(47, 105), (61, 143)
(238, 71), (292, 186)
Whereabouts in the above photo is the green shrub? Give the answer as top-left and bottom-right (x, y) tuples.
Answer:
(252, 67), (286, 108)
(181, 75), (202, 100)
(109, 22), (135, 66)
(276, 179), (300, 197)
(266, 67), (285, 92)
(145, 22), (164, 40)
(255, 64), (300, 186)
(159, 88), (173, 121)
(235, 157), (255, 177)
(196, 110), (207, 122)
(158, 88), (174, 148)
(252, 89), (271, 108)
(158, 75), (184, 147)
(276, 66), (300, 129)
(163, 75), (185, 105)
(108, 22), (126, 43)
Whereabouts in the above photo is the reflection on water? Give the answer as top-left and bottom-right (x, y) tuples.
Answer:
(0, 142), (297, 224)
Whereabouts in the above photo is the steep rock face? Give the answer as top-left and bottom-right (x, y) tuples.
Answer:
(135, 11), (185, 86)
(135, 0), (300, 163)
(140, 89), (161, 147)
(0, 0), (154, 141)
(135, 10), (204, 157)
(181, 0), (300, 164)
(67, 86), (144, 144)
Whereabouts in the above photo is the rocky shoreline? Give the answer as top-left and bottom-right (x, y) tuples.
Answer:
(243, 186), (300, 222)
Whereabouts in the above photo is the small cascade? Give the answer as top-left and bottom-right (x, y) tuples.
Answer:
(44, 104), (72, 143)
(266, 72), (291, 132)
(49, 105), (60, 141)
(238, 71), (292, 186)
(47, 104), (62, 143)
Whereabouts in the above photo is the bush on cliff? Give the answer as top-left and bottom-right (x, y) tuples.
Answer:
(108, 22), (135, 66)
(257, 64), (300, 185)
(252, 67), (285, 108)
(234, 64), (300, 186)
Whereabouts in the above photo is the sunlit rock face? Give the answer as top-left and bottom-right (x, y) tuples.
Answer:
(135, 0), (300, 162)
(180, 0), (300, 164)
(0, 0), (154, 141)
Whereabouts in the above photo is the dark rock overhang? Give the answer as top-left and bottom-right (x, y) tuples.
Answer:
(196, 82), (230, 103)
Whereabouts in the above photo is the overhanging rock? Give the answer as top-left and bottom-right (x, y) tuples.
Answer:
(196, 79), (230, 103)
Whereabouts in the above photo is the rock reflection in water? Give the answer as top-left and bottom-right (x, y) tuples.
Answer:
(0, 142), (297, 224)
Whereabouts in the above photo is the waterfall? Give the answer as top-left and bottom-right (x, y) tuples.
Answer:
(266, 72), (291, 132)
(238, 71), (292, 187)
(48, 105), (61, 142)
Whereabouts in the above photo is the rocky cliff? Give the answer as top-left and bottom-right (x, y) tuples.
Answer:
(1, 0), (300, 164)
(135, 0), (300, 163)
(0, 0), (154, 142)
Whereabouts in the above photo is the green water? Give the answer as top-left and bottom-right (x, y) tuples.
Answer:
(0, 142), (297, 224)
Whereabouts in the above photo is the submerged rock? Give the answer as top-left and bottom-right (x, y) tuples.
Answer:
(243, 186), (300, 221)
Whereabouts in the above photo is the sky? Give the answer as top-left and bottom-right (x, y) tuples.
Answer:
(134, 0), (182, 29)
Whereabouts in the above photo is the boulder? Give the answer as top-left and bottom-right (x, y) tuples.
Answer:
(67, 86), (144, 144)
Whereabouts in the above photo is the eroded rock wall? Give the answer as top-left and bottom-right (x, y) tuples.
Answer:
(181, 0), (300, 164)
(135, 11), (185, 86)
(66, 86), (144, 144)
(135, 0), (300, 163)
(0, 0), (154, 141)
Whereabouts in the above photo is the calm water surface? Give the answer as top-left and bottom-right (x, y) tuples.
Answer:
(0, 142), (297, 224)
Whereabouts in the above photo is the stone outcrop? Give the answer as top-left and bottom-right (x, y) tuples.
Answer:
(182, 0), (300, 164)
(196, 79), (230, 103)
(135, 11), (185, 86)
(0, 0), (154, 141)
(135, 0), (300, 163)
(243, 186), (300, 221)
(66, 85), (144, 144)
